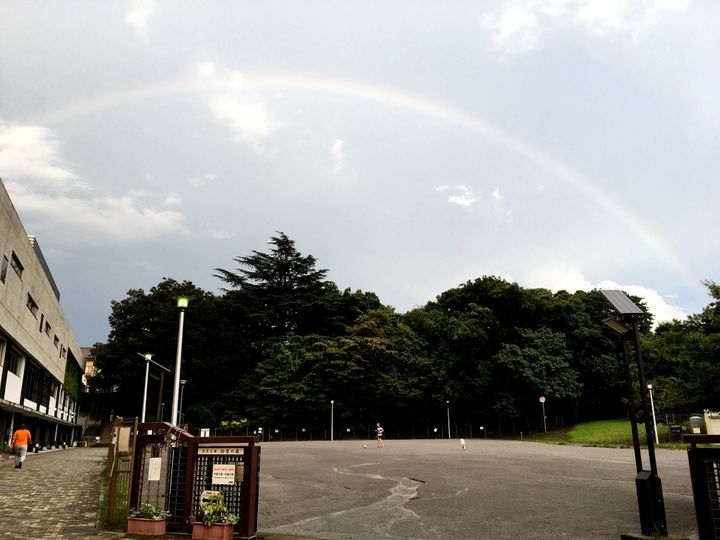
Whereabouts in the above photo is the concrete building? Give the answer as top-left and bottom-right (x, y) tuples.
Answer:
(0, 178), (83, 446)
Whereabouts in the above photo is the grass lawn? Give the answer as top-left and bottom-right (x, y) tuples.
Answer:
(528, 418), (685, 449)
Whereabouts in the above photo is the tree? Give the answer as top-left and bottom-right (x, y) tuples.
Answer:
(214, 232), (331, 339)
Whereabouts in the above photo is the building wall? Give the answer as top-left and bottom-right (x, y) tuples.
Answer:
(0, 178), (83, 441)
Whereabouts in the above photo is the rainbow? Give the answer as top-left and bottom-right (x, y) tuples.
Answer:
(26, 71), (696, 286)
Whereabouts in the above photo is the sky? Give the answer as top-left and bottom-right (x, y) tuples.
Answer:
(1, 1), (719, 346)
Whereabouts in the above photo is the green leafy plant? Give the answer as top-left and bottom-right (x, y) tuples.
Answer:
(0, 442), (12, 454)
(195, 493), (238, 526)
(129, 503), (170, 520)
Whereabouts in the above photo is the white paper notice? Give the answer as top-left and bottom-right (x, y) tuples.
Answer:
(212, 463), (236, 485)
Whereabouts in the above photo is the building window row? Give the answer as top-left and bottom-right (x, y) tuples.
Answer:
(1, 251), (72, 368)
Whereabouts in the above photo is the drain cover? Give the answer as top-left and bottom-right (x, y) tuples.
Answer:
(61, 525), (97, 533)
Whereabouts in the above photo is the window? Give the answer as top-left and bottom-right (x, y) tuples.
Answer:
(44, 321), (51, 336)
(0, 256), (8, 283)
(53, 335), (60, 349)
(6, 348), (21, 375)
(26, 294), (39, 317)
(10, 252), (23, 278)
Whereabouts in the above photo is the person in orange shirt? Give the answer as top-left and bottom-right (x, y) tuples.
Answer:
(11, 424), (32, 469)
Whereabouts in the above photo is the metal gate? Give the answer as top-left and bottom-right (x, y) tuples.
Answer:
(686, 435), (720, 540)
(131, 422), (260, 539)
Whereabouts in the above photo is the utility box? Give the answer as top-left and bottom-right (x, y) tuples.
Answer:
(635, 470), (667, 537)
(689, 416), (705, 434)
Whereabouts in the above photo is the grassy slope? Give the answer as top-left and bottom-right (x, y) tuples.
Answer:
(528, 419), (684, 449)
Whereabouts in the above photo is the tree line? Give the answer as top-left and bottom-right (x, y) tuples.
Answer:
(89, 233), (720, 437)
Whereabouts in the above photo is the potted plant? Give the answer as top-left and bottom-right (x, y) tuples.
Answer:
(127, 503), (170, 536)
(0, 442), (11, 460)
(192, 492), (238, 540)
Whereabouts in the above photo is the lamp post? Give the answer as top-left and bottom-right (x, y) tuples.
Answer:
(141, 353), (152, 424)
(648, 384), (659, 445)
(446, 400), (451, 440)
(137, 353), (170, 423)
(601, 290), (667, 537)
(171, 296), (189, 427)
(179, 379), (188, 426)
(330, 400), (334, 442)
(539, 396), (547, 433)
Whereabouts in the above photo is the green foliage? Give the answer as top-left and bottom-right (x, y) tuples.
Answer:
(63, 358), (81, 399)
(129, 503), (170, 520)
(195, 492), (238, 526)
(93, 232), (720, 436)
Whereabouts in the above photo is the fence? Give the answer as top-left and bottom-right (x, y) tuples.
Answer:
(131, 422), (260, 539)
(104, 417), (137, 529)
(685, 434), (720, 540)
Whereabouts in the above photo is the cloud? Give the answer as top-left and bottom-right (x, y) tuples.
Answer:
(522, 261), (687, 325)
(438, 185), (478, 207)
(164, 192), (181, 205)
(0, 123), (81, 190)
(492, 189), (503, 200)
(5, 182), (185, 246)
(1, 121), (185, 245)
(483, 0), (692, 54)
(331, 139), (345, 173)
(125, 0), (156, 39)
(188, 173), (218, 188)
(196, 63), (280, 149)
(448, 191), (478, 207)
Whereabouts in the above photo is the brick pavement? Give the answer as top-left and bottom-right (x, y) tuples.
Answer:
(0, 446), (114, 539)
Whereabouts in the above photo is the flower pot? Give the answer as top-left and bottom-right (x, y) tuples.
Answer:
(127, 517), (167, 536)
(192, 522), (234, 540)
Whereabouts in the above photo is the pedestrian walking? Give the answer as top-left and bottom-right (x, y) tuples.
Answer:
(375, 423), (384, 447)
(11, 423), (32, 469)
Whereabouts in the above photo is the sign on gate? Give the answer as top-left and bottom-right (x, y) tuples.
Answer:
(212, 463), (236, 485)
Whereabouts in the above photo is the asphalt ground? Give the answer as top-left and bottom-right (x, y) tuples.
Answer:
(257, 439), (699, 540)
(0, 440), (699, 539)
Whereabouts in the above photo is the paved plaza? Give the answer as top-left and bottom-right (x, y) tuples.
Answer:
(258, 439), (699, 540)
(0, 439), (701, 539)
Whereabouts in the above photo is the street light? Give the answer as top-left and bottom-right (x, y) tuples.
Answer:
(648, 384), (659, 445)
(137, 353), (170, 423)
(171, 296), (189, 427)
(330, 400), (334, 442)
(600, 289), (667, 537)
(539, 396), (547, 433)
(446, 400), (451, 440)
(179, 379), (188, 426)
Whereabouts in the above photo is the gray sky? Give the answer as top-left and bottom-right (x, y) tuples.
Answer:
(1, 1), (718, 346)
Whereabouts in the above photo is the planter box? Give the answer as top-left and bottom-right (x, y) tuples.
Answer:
(127, 517), (167, 536)
(192, 522), (234, 540)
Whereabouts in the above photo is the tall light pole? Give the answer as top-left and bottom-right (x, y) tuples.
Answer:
(179, 379), (188, 426)
(539, 396), (547, 433)
(601, 289), (667, 537)
(330, 400), (334, 442)
(137, 353), (170, 423)
(171, 296), (189, 427)
(141, 353), (152, 424)
(446, 400), (451, 440)
(648, 384), (659, 445)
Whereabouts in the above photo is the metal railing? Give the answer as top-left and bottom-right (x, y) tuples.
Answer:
(685, 434), (720, 539)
